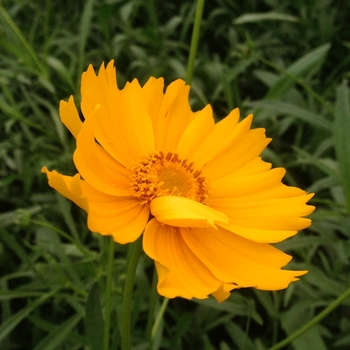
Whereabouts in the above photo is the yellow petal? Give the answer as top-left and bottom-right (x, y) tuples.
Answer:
(181, 226), (307, 290)
(41, 167), (88, 211)
(176, 104), (215, 159)
(150, 196), (228, 229)
(190, 108), (241, 167)
(203, 119), (271, 181)
(211, 168), (286, 198)
(212, 192), (315, 241)
(73, 112), (133, 196)
(211, 284), (239, 303)
(143, 219), (222, 299)
(81, 60), (118, 118)
(142, 76), (165, 124)
(151, 79), (195, 150)
(88, 198), (149, 243)
(119, 79), (155, 154)
(80, 61), (155, 167)
(59, 96), (82, 138)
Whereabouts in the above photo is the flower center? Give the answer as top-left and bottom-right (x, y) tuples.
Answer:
(130, 151), (209, 205)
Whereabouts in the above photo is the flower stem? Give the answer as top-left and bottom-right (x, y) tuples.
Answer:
(146, 267), (158, 341)
(185, 0), (205, 85)
(151, 297), (169, 340)
(121, 237), (143, 350)
(269, 285), (350, 350)
(103, 237), (115, 350)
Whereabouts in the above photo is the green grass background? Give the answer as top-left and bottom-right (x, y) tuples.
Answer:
(1, 0), (350, 349)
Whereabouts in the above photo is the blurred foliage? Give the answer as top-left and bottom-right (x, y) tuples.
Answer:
(1, 0), (350, 349)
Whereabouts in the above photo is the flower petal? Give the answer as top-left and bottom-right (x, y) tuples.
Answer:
(143, 219), (222, 299)
(212, 191), (315, 242)
(73, 111), (133, 196)
(150, 196), (228, 229)
(177, 104), (215, 159)
(142, 76), (165, 123)
(181, 226), (307, 290)
(151, 79), (195, 150)
(88, 198), (149, 244)
(81, 61), (118, 118)
(42, 167), (88, 211)
(81, 61), (155, 167)
(59, 96), (82, 138)
(203, 116), (271, 181)
(211, 167), (286, 198)
(211, 284), (239, 303)
(189, 108), (241, 167)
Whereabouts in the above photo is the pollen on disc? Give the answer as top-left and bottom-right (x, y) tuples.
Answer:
(129, 151), (209, 205)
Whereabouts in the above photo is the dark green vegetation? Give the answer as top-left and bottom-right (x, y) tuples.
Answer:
(1, 0), (350, 349)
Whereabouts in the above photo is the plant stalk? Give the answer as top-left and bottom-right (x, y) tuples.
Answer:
(121, 237), (143, 350)
(185, 0), (205, 85)
(269, 285), (350, 350)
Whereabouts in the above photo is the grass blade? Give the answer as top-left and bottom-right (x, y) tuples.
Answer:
(265, 44), (330, 99)
(79, 0), (95, 73)
(0, 289), (59, 343)
(234, 12), (299, 24)
(85, 283), (104, 350)
(334, 81), (350, 213)
(0, 5), (46, 76)
(33, 313), (83, 350)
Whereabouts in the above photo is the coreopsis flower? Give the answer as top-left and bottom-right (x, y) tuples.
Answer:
(42, 61), (314, 302)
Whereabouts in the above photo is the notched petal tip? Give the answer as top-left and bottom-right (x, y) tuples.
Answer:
(42, 167), (88, 211)
(59, 96), (82, 139)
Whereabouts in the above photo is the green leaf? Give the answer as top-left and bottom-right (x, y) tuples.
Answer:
(0, 5), (46, 76)
(234, 12), (299, 24)
(79, 0), (95, 70)
(248, 100), (332, 130)
(85, 283), (104, 350)
(0, 289), (59, 343)
(0, 291), (43, 301)
(280, 302), (328, 350)
(334, 81), (350, 213)
(33, 313), (82, 350)
(266, 44), (330, 99)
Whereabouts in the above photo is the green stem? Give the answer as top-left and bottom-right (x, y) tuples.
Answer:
(151, 297), (169, 340)
(269, 285), (350, 350)
(146, 267), (158, 341)
(121, 237), (143, 350)
(103, 237), (115, 350)
(185, 0), (205, 85)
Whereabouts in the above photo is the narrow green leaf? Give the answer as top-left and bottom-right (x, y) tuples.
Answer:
(334, 80), (350, 213)
(235, 12), (299, 24)
(85, 283), (104, 350)
(0, 5), (46, 76)
(0, 227), (35, 269)
(33, 313), (82, 350)
(0, 291), (43, 301)
(248, 100), (332, 130)
(79, 0), (95, 70)
(0, 289), (59, 343)
(266, 44), (330, 99)
(56, 194), (80, 242)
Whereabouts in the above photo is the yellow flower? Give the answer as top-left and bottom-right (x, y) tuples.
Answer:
(42, 61), (314, 302)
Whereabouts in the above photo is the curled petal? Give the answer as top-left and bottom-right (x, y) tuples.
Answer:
(59, 96), (82, 138)
(150, 196), (228, 229)
(42, 167), (88, 211)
